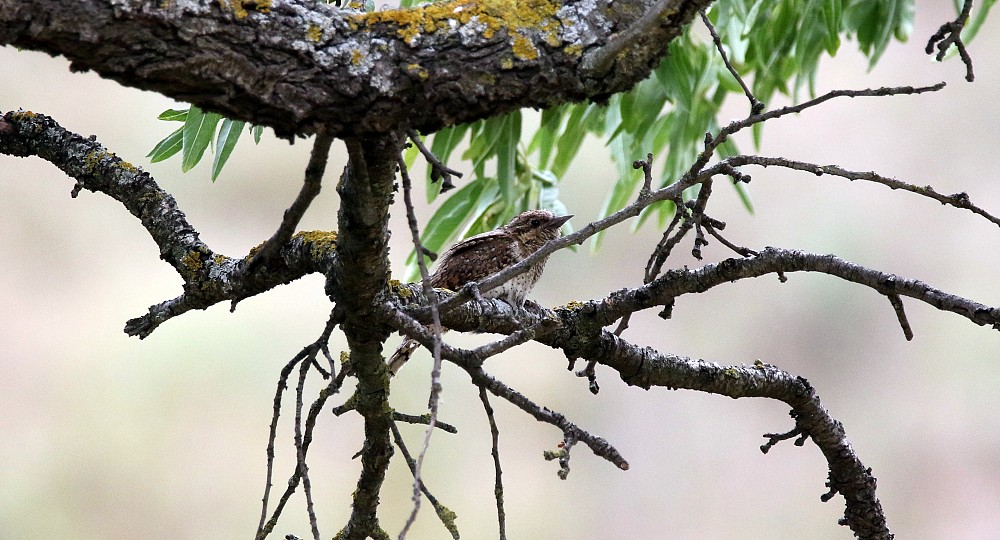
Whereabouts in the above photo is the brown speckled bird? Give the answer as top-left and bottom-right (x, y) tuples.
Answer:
(388, 209), (572, 374)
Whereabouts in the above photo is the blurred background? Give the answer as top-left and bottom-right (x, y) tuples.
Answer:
(2, 2), (999, 538)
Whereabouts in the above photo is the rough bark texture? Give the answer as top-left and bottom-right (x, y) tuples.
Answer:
(327, 135), (403, 540)
(0, 0), (711, 137)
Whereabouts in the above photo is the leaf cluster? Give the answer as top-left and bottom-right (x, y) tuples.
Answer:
(145, 0), (988, 278)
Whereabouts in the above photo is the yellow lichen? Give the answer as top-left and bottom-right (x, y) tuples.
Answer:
(350, 0), (559, 53)
(511, 34), (538, 60)
(500, 57), (513, 69)
(295, 230), (338, 259)
(350, 49), (364, 65)
(563, 42), (583, 56)
(219, 0), (269, 20)
(306, 24), (323, 43)
(406, 63), (429, 79)
(181, 251), (204, 274)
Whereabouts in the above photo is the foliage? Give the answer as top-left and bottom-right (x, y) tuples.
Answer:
(147, 0), (982, 277)
(147, 105), (263, 181)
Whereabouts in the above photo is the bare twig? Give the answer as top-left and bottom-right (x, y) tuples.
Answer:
(241, 132), (334, 278)
(702, 154), (1000, 228)
(886, 293), (914, 341)
(700, 9), (764, 115)
(390, 423), (461, 540)
(926, 0), (976, 81)
(761, 412), (809, 454)
(294, 357), (321, 540)
(391, 412), (459, 434)
(396, 154), (445, 539)
(257, 311), (342, 540)
(479, 388), (507, 540)
(407, 129), (462, 193)
(468, 366), (630, 474)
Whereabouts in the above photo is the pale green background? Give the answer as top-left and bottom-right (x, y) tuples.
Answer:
(2, 3), (999, 538)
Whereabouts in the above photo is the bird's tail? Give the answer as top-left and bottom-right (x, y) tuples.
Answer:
(386, 328), (451, 375)
(386, 337), (420, 375)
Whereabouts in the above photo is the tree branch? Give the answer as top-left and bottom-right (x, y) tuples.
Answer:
(327, 134), (402, 540)
(0, 0), (713, 137)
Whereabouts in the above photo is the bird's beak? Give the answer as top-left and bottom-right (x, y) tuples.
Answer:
(549, 214), (573, 228)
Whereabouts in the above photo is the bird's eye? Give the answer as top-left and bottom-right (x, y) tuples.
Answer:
(530, 219), (541, 227)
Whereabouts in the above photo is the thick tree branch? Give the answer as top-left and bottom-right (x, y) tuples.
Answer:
(0, 110), (340, 336)
(0, 0), (713, 137)
(327, 134), (403, 540)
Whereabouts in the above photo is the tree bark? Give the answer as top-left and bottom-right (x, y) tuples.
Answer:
(0, 0), (712, 137)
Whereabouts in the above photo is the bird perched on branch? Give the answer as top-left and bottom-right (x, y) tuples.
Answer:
(388, 209), (573, 375)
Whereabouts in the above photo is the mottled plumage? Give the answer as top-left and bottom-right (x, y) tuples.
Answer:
(388, 209), (572, 374)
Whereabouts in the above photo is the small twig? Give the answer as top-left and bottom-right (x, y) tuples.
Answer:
(542, 433), (577, 480)
(634, 153), (654, 199)
(886, 293), (914, 341)
(468, 366), (629, 474)
(700, 9), (764, 115)
(391, 411), (459, 434)
(396, 154), (445, 539)
(761, 412), (809, 454)
(702, 154), (1000, 228)
(256, 312), (343, 540)
(703, 221), (757, 257)
(390, 423), (461, 540)
(926, 0), (976, 82)
(479, 388), (507, 540)
(407, 129), (462, 193)
(242, 132), (334, 277)
(294, 359), (321, 540)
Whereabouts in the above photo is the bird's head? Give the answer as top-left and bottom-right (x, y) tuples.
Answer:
(504, 209), (573, 248)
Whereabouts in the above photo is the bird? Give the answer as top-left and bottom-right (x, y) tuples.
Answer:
(387, 209), (572, 375)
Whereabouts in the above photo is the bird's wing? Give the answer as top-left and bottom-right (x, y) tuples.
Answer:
(429, 230), (519, 290)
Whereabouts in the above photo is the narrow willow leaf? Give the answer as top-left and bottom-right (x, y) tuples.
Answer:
(496, 112), (521, 207)
(147, 126), (184, 163)
(529, 104), (566, 170)
(211, 119), (244, 181)
(964, 0), (997, 43)
(403, 136), (420, 170)
(157, 108), (189, 121)
(181, 105), (223, 173)
(551, 104), (591, 178)
(252, 125), (263, 144)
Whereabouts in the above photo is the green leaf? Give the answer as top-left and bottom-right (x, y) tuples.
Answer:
(252, 125), (264, 144)
(157, 108), (189, 121)
(962, 0), (996, 44)
(211, 119), (244, 181)
(403, 136), (420, 170)
(181, 105), (223, 173)
(147, 126), (184, 163)
(529, 104), (566, 169)
(495, 111), (521, 207)
(551, 104), (591, 178)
